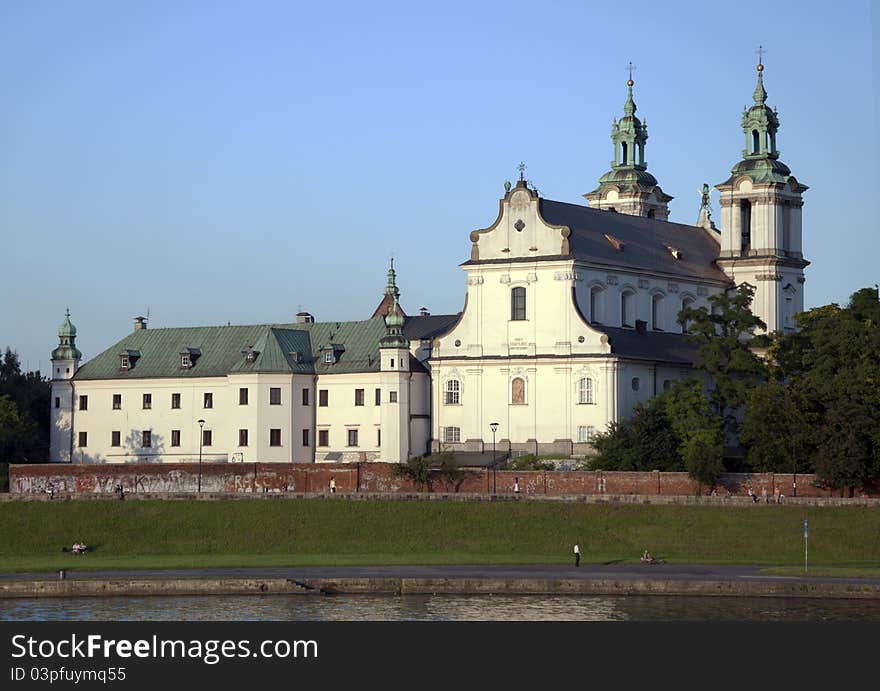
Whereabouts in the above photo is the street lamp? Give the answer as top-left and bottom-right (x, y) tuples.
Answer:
(490, 422), (499, 495)
(197, 419), (205, 494)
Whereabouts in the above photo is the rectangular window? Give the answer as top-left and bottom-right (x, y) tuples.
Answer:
(239, 388), (249, 405)
(112, 394), (122, 410)
(319, 390), (328, 407)
(511, 286), (527, 320)
(355, 388), (364, 406)
(180, 353), (191, 368)
(302, 429), (310, 447)
(143, 393), (152, 409)
(347, 429), (359, 447)
(171, 393), (181, 409)
(270, 388), (281, 405)
(389, 391), (398, 403)
(444, 427), (460, 443)
(171, 430), (181, 447)
(324, 351), (333, 364)
(54, 397), (60, 409)
(79, 395), (88, 411)
(577, 425), (596, 443)
(203, 430), (212, 447)
(77, 431), (87, 447)
(318, 430), (329, 447)
(111, 431), (120, 447)
(203, 392), (213, 409)
(377, 429), (381, 447)
(239, 429), (249, 447)
(142, 430), (151, 448)
(375, 388), (381, 405)
(302, 388), (310, 406)
(270, 428), (282, 447)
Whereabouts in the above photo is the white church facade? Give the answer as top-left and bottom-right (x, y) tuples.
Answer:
(49, 61), (807, 464)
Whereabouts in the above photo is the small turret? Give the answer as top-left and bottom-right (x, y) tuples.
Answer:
(51, 309), (82, 379)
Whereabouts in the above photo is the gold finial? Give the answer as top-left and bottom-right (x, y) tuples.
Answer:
(756, 45), (765, 71)
(627, 61), (635, 86)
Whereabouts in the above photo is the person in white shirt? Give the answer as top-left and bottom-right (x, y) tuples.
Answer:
(574, 543), (580, 567)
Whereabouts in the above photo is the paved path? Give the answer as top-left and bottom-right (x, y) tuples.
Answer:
(3, 564), (878, 587)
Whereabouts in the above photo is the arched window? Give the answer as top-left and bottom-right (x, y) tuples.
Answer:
(631, 377), (640, 391)
(511, 287), (527, 321)
(680, 297), (695, 334)
(590, 286), (603, 324)
(621, 141), (628, 165)
(740, 200), (751, 253)
(577, 378), (594, 405)
(444, 379), (460, 405)
(752, 130), (760, 154)
(652, 294), (663, 331)
(647, 209), (655, 219)
(621, 290), (635, 328)
(511, 377), (526, 405)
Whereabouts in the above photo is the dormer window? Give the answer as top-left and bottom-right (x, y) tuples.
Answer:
(240, 346), (259, 364)
(179, 348), (201, 369)
(321, 343), (345, 365)
(324, 351), (334, 364)
(119, 349), (140, 371)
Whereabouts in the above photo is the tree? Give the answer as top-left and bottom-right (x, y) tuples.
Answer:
(767, 287), (880, 492)
(393, 455), (431, 490)
(591, 394), (681, 471)
(0, 348), (51, 461)
(740, 379), (812, 473)
(0, 396), (38, 463)
(677, 283), (767, 439)
(665, 379), (724, 487)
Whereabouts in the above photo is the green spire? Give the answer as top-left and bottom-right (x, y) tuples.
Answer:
(380, 260), (408, 349)
(51, 308), (82, 361)
(741, 60), (779, 161)
(719, 59), (795, 187)
(385, 257), (400, 299)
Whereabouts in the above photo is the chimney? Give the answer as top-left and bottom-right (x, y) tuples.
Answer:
(134, 316), (147, 331)
(419, 307), (430, 316)
(296, 311), (315, 324)
(635, 319), (647, 335)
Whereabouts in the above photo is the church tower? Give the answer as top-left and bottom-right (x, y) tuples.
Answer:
(584, 70), (673, 219)
(715, 58), (809, 333)
(378, 262), (411, 462)
(50, 309), (82, 463)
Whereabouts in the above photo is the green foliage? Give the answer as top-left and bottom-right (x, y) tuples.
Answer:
(741, 379), (811, 473)
(0, 348), (51, 462)
(437, 452), (466, 492)
(665, 380), (724, 486)
(678, 283), (767, 437)
(591, 394), (681, 471)
(765, 287), (880, 490)
(0, 462), (8, 493)
(392, 455), (431, 490)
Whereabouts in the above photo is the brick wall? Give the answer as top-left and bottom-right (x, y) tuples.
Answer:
(7, 463), (870, 497)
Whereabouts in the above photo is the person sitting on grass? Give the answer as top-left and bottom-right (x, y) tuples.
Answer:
(641, 550), (655, 564)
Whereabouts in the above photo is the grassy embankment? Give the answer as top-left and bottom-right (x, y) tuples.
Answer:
(1, 499), (878, 575)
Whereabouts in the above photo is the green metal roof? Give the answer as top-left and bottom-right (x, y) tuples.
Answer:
(74, 317), (390, 380)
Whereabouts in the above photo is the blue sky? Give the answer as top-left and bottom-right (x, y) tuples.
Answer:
(2, 0), (877, 371)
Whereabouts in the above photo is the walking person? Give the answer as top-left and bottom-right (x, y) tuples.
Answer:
(574, 542), (581, 567)
(329, 476), (336, 494)
(514, 477), (520, 494)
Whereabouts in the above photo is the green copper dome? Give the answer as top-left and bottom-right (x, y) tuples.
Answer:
(51, 308), (82, 361)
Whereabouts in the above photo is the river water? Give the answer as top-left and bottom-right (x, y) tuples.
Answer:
(3, 594), (880, 621)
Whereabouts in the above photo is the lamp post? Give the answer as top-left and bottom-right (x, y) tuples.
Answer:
(490, 422), (499, 495)
(197, 419), (205, 494)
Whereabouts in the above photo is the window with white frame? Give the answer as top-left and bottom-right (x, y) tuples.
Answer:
(444, 427), (461, 443)
(621, 290), (635, 327)
(577, 425), (596, 443)
(652, 293), (664, 331)
(590, 285), (603, 323)
(577, 377), (594, 405)
(510, 286), (527, 321)
(444, 379), (460, 405)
